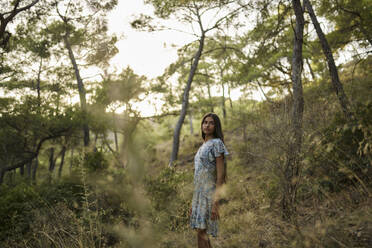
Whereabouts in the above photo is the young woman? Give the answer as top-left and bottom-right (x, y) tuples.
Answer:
(190, 113), (229, 248)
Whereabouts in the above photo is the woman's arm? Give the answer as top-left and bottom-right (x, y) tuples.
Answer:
(215, 155), (225, 200)
(211, 155), (225, 220)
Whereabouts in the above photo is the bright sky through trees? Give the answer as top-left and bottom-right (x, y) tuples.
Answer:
(104, 0), (265, 116)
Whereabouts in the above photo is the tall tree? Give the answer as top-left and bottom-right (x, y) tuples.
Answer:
(141, 0), (248, 166)
(304, 0), (354, 120)
(282, 0), (305, 220)
(52, 0), (118, 147)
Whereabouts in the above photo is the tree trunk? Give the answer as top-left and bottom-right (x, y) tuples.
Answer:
(49, 147), (55, 173)
(36, 57), (42, 107)
(282, 0), (305, 220)
(94, 133), (98, 147)
(70, 147), (74, 170)
(305, 58), (315, 81)
(121, 114), (139, 168)
(26, 160), (32, 179)
(189, 110), (194, 135)
(0, 169), (4, 184)
(169, 33), (205, 166)
(63, 32), (90, 146)
(103, 134), (124, 167)
(20, 165), (24, 176)
(32, 158), (38, 182)
(228, 84), (233, 109)
(113, 112), (119, 152)
(58, 146), (67, 178)
(220, 68), (226, 119)
(221, 82), (226, 120)
(207, 82), (214, 112)
(304, 0), (353, 120)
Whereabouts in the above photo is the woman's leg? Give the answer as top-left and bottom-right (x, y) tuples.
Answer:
(197, 229), (212, 248)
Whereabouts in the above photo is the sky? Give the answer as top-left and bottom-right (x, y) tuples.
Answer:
(107, 0), (194, 78)
(105, 0), (192, 116)
(104, 0), (265, 116)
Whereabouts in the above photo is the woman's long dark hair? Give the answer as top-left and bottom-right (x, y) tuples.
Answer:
(200, 113), (227, 183)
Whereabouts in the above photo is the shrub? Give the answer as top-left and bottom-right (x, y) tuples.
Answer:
(0, 183), (42, 242)
(305, 102), (372, 193)
(83, 150), (109, 173)
(145, 167), (192, 232)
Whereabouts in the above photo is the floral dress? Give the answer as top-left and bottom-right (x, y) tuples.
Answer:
(190, 138), (229, 237)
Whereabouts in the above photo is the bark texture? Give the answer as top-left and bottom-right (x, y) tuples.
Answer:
(220, 68), (226, 119)
(36, 58), (42, 106)
(189, 110), (194, 135)
(304, 0), (353, 120)
(207, 82), (214, 112)
(113, 113), (119, 152)
(282, 0), (305, 220)
(58, 146), (67, 178)
(26, 160), (32, 178)
(32, 159), (38, 181)
(63, 32), (90, 146)
(49, 147), (55, 172)
(221, 82), (226, 119)
(228, 84), (233, 109)
(169, 33), (205, 166)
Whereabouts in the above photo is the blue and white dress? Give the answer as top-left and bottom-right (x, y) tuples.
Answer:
(190, 138), (229, 237)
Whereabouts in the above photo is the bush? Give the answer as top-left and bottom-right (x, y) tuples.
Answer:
(0, 183), (42, 242)
(145, 167), (192, 232)
(83, 150), (109, 173)
(305, 102), (372, 193)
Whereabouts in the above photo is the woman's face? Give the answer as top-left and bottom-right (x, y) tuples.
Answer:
(202, 116), (215, 137)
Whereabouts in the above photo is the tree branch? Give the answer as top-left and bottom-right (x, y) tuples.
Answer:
(204, 2), (249, 33)
(4, 0), (39, 20)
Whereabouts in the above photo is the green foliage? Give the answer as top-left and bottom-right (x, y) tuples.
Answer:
(318, 0), (372, 49)
(0, 183), (41, 242)
(0, 179), (85, 244)
(146, 0), (234, 18)
(83, 151), (109, 173)
(0, 96), (82, 177)
(305, 102), (372, 192)
(145, 167), (192, 232)
(0, 167), (138, 247)
(146, 167), (183, 209)
(15, 20), (55, 58)
(95, 67), (147, 106)
(39, 179), (85, 208)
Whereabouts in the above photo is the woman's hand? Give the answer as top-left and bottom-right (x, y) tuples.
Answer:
(211, 202), (220, 220)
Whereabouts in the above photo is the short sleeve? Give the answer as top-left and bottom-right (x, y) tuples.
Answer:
(212, 139), (229, 158)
